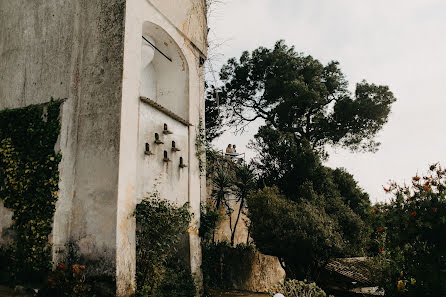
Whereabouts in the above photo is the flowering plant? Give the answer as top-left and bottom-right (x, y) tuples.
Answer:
(373, 164), (446, 296)
(38, 262), (91, 297)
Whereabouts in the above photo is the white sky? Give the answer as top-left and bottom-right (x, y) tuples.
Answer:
(207, 0), (446, 203)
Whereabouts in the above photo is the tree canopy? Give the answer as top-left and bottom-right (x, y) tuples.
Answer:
(219, 40), (396, 153)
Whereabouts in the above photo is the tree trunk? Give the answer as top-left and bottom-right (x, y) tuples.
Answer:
(230, 198), (244, 247)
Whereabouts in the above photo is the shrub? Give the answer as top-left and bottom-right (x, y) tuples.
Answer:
(199, 203), (220, 244)
(247, 186), (346, 279)
(37, 262), (92, 297)
(268, 279), (333, 297)
(152, 260), (196, 297)
(133, 190), (195, 297)
(373, 163), (446, 296)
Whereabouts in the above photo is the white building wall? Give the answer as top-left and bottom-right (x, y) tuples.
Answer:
(0, 1), (206, 295)
(136, 104), (189, 205)
(117, 0), (207, 295)
(0, 1), (126, 274)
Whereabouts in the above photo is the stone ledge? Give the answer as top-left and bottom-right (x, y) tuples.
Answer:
(140, 96), (192, 127)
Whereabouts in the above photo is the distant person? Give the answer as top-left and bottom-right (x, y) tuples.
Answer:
(226, 144), (233, 154)
(232, 144), (237, 154)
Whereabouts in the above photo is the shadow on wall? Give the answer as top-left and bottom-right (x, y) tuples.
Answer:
(141, 21), (189, 120)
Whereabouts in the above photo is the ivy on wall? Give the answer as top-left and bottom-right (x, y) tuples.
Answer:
(195, 117), (206, 175)
(0, 99), (63, 283)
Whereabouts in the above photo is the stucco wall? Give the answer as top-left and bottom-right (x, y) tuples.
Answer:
(136, 104), (190, 205)
(147, 0), (208, 55)
(1, 0), (206, 295)
(0, 0), (126, 276)
(117, 0), (207, 295)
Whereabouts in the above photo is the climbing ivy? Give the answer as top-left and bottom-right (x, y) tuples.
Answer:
(0, 99), (63, 284)
(195, 117), (206, 175)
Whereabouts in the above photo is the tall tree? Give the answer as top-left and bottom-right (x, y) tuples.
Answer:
(220, 40), (396, 153)
(216, 40), (394, 280)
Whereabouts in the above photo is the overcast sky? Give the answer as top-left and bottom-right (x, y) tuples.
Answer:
(207, 0), (446, 203)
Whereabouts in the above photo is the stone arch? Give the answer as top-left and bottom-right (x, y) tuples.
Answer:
(140, 22), (189, 120)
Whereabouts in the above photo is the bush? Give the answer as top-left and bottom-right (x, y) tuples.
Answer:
(37, 241), (115, 297)
(152, 260), (196, 297)
(268, 279), (333, 297)
(199, 203), (220, 244)
(247, 186), (345, 279)
(133, 190), (195, 297)
(373, 163), (446, 296)
(37, 262), (92, 297)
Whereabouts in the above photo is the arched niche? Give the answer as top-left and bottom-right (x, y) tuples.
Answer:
(140, 22), (189, 120)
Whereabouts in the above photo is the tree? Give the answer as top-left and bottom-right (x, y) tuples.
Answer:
(230, 164), (255, 246)
(220, 40), (396, 153)
(331, 167), (371, 222)
(210, 165), (233, 211)
(247, 187), (345, 280)
(216, 40), (389, 282)
(247, 128), (372, 277)
(252, 127), (371, 221)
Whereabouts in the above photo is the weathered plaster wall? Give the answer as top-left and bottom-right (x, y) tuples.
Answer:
(1, 0), (206, 295)
(117, 0), (207, 295)
(148, 0), (208, 55)
(0, 0), (126, 277)
(136, 104), (189, 205)
(141, 21), (190, 119)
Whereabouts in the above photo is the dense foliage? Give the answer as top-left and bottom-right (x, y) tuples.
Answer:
(372, 164), (446, 296)
(133, 191), (195, 297)
(268, 279), (333, 297)
(219, 40), (396, 154)
(0, 99), (63, 284)
(248, 186), (364, 279)
(247, 138), (371, 279)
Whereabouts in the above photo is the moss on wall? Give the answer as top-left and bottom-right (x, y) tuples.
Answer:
(0, 99), (63, 284)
